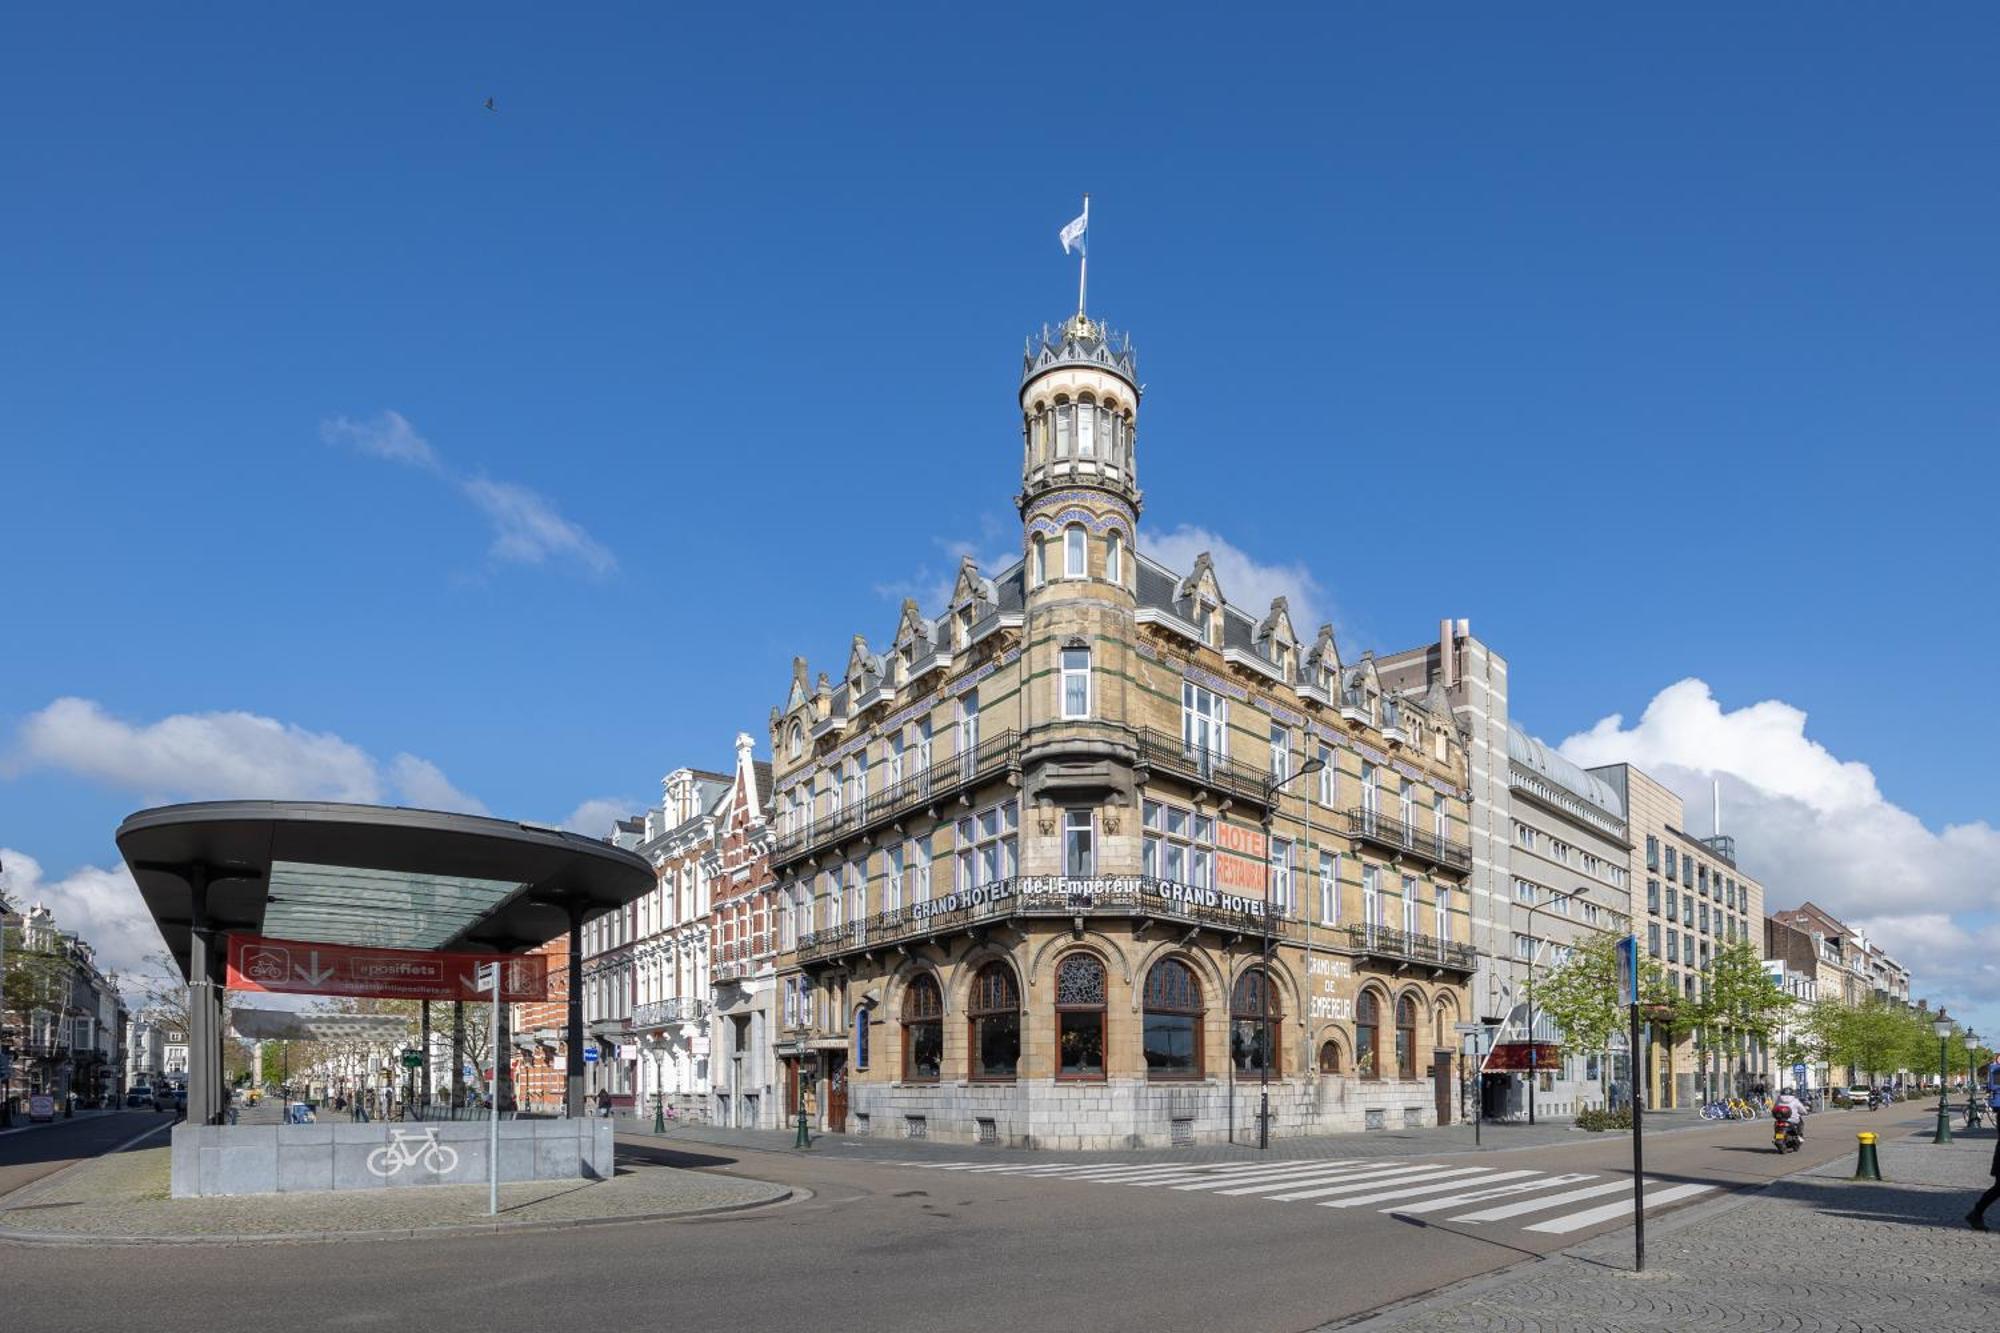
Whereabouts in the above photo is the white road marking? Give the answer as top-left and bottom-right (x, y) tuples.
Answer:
(1264, 1167), (1490, 1203)
(1522, 1182), (1715, 1235)
(1210, 1163), (1455, 1197)
(1124, 1159), (1371, 1188)
(1384, 1173), (1599, 1215)
(1317, 1169), (1542, 1208)
(1449, 1177), (1642, 1222)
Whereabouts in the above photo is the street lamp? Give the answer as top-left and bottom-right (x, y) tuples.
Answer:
(1933, 1011), (1954, 1145)
(1521, 886), (1589, 1127)
(1258, 754), (1326, 1150)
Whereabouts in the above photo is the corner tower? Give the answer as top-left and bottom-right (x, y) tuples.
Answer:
(1018, 314), (1141, 592)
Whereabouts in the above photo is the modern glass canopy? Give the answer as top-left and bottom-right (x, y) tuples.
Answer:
(263, 861), (526, 952)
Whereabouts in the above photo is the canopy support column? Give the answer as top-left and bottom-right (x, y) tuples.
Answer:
(420, 1001), (433, 1113)
(186, 864), (227, 1127)
(451, 1001), (465, 1109)
(566, 902), (586, 1119)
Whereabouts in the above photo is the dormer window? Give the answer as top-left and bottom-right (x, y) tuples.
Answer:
(957, 606), (973, 647)
(788, 722), (803, 759)
(1064, 524), (1086, 578)
(1205, 606), (1221, 647)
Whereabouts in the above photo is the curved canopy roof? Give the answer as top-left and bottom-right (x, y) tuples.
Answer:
(1507, 723), (1626, 819)
(117, 801), (655, 982)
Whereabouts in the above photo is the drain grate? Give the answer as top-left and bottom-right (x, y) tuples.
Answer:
(904, 1114), (928, 1139)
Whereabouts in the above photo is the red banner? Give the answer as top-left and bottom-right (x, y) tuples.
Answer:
(226, 934), (549, 1002)
(1484, 1041), (1563, 1073)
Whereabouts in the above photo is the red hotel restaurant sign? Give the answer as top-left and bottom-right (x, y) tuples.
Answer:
(226, 934), (550, 1003)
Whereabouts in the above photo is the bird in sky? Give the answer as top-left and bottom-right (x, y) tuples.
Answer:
(483, 97), (495, 112)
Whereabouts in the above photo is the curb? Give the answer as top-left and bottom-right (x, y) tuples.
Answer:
(0, 1185), (802, 1248)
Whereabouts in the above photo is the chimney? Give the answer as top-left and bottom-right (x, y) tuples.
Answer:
(1438, 619), (1455, 688)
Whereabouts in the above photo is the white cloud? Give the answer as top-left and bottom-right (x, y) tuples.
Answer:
(874, 532), (1018, 614)
(387, 754), (489, 815)
(322, 409), (616, 577)
(7, 697), (484, 813)
(1558, 678), (2000, 1027)
(563, 797), (639, 836)
(0, 849), (159, 982)
(320, 409), (440, 472)
(461, 477), (617, 575)
(1141, 524), (1330, 634)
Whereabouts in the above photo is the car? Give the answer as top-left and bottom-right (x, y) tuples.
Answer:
(127, 1085), (155, 1108)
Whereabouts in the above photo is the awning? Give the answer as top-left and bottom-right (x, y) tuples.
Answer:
(1484, 1041), (1563, 1073)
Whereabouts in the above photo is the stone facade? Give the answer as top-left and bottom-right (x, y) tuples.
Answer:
(765, 310), (1478, 1148)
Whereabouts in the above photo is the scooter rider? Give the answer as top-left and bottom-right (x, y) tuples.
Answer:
(1774, 1088), (1809, 1140)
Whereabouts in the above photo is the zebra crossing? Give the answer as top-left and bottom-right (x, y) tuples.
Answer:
(885, 1155), (1715, 1237)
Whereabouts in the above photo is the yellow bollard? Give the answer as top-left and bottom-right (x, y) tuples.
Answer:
(1853, 1130), (1882, 1181)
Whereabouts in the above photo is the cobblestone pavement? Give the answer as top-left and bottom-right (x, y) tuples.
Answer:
(626, 1104), (1813, 1167)
(1332, 1127), (2000, 1331)
(0, 1142), (788, 1243)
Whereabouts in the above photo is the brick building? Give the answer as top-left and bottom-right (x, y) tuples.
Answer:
(766, 306), (1476, 1149)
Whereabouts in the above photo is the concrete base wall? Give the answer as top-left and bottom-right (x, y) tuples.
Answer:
(169, 1118), (613, 1199)
(849, 1076), (1440, 1150)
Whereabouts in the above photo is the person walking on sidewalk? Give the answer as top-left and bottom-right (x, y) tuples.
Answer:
(1966, 1126), (2000, 1230)
(596, 1087), (613, 1119)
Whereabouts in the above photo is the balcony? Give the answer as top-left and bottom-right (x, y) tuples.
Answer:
(772, 729), (1021, 868)
(1336, 923), (1478, 974)
(796, 875), (1293, 967)
(1341, 807), (1473, 874)
(631, 997), (710, 1030)
(1134, 729), (1275, 810)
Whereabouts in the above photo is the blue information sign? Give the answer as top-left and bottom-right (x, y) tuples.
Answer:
(582, 1045), (599, 1064)
(1616, 935), (1640, 1007)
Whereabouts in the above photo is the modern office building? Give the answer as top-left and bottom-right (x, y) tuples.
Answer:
(1381, 627), (1634, 1122)
(765, 307), (1477, 1149)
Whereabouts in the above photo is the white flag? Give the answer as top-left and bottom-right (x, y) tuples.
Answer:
(1059, 202), (1088, 255)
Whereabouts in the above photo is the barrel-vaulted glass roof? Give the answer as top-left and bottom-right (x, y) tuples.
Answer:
(263, 862), (525, 952)
(1506, 722), (1626, 819)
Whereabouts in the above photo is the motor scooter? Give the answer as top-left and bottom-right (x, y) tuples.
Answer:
(1771, 1103), (1802, 1153)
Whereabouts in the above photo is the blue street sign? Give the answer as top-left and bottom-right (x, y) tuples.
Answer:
(582, 1045), (599, 1064)
(1793, 1062), (1808, 1089)
(1616, 935), (1640, 1007)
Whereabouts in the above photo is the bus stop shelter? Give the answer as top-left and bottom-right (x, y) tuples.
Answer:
(117, 801), (654, 1196)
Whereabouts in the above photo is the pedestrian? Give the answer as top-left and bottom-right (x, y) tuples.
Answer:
(1968, 1125), (2000, 1231)
(596, 1087), (613, 1119)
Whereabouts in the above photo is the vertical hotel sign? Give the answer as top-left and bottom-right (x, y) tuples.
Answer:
(1215, 821), (1269, 893)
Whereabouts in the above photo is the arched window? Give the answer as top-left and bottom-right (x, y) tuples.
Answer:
(968, 963), (1020, 1080)
(1055, 396), (1073, 458)
(902, 975), (943, 1082)
(1106, 531), (1123, 585)
(1318, 1040), (1342, 1075)
(1143, 958), (1203, 1079)
(1032, 533), (1046, 587)
(1396, 995), (1418, 1080)
(1356, 991), (1381, 1079)
(788, 722), (803, 759)
(1064, 524), (1086, 578)
(1054, 953), (1106, 1080)
(1230, 968), (1281, 1076)
(1076, 391), (1097, 458)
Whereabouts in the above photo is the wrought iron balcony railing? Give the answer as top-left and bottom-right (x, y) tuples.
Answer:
(795, 876), (1294, 966)
(1134, 729), (1276, 809)
(1341, 807), (1473, 873)
(631, 997), (710, 1030)
(1336, 923), (1478, 973)
(772, 729), (1021, 867)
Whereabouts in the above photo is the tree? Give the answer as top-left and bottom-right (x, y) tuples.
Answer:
(1637, 962), (1696, 1105)
(1535, 932), (1625, 1059)
(1697, 939), (1795, 1098)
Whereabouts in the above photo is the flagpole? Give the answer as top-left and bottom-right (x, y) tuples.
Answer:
(1077, 194), (1090, 318)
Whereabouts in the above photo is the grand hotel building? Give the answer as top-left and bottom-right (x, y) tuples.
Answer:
(767, 309), (1477, 1148)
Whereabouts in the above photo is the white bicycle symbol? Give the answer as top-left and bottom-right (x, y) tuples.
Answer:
(365, 1127), (460, 1178)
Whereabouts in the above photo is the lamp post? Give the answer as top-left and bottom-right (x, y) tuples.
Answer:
(1933, 1011), (1954, 1145)
(1259, 754), (1325, 1150)
(1520, 886), (1589, 1127)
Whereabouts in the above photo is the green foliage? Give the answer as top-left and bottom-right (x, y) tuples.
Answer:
(1534, 932), (1626, 1057)
(1575, 1104), (1634, 1132)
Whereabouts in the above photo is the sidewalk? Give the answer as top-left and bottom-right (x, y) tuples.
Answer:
(1335, 1125), (2000, 1331)
(618, 1106), (1723, 1167)
(0, 1142), (790, 1244)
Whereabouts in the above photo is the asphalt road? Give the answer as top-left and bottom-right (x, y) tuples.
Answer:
(0, 1104), (1928, 1333)
(0, 1110), (174, 1200)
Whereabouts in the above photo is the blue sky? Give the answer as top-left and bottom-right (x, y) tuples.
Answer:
(3, 5), (1996, 1027)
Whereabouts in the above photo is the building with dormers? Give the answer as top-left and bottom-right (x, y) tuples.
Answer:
(765, 309), (1477, 1150)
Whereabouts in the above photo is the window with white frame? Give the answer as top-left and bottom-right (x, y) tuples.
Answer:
(1064, 524), (1086, 577)
(1106, 530), (1122, 584)
(1064, 808), (1095, 877)
(1514, 878), (1538, 905)
(1433, 884), (1449, 939)
(1141, 799), (1215, 888)
(1318, 850), (1340, 923)
(823, 868), (841, 929)
(1269, 722), (1289, 781)
(1032, 534), (1047, 587)
(887, 732), (904, 786)
(1272, 838), (1294, 914)
(1360, 762), (1378, 819)
(955, 798), (1019, 889)
(1317, 746), (1335, 807)
(910, 833), (932, 904)
(1513, 932), (1534, 961)
(1061, 646), (1091, 719)
(885, 844), (904, 912)
(1401, 875), (1418, 934)
(1182, 681), (1227, 760)
(1433, 791), (1448, 840)
(1076, 392), (1097, 457)
(1363, 863), (1382, 927)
